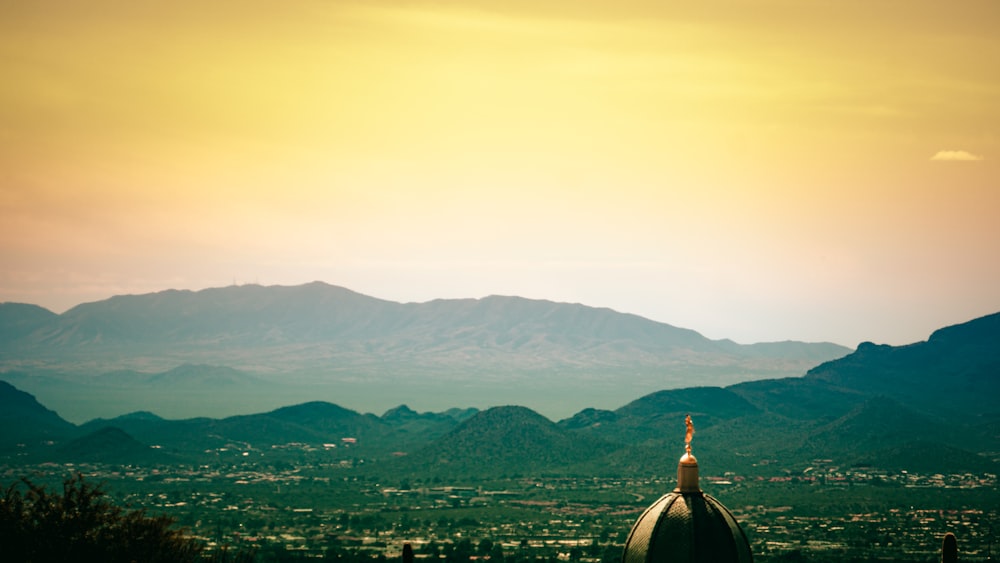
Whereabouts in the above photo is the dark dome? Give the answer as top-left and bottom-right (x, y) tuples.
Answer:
(622, 490), (752, 563)
(621, 415), (752, 563)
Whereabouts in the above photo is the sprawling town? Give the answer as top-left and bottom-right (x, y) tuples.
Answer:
(4, 447), (995, 562)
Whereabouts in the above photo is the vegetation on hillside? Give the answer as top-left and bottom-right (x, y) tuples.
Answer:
(0, 474), (251, 562)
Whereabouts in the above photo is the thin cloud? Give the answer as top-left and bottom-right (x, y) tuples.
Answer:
(930, 150), (984, 161)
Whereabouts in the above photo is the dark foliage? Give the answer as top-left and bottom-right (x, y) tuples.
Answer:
(0, 474), (252, 562)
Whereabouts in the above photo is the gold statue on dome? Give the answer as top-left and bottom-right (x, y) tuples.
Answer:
(684, 414), (694, 454)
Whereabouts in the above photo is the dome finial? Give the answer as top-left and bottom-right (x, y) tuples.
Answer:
(684, 414), (695, 456)
(624, 413), (753, 563)
(676, 414), (700, 493)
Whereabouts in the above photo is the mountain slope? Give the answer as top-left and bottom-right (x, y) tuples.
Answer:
(801, 312), (1000, 415)
(787, 397), (950, 458)
(380, 404), (467, 442)
(560, 386), (759, 444)
(54, 426), (172, 465)
(562, 311), (1000, 475)
(0, 282), (849, 374)
(263, 401), (388, 441)
(0, 303), (57, 343)
(76, 401), (394, 455)
(0, 380), (75, 451)
(404, 406), (616, 477)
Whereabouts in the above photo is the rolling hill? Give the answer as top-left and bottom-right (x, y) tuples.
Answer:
(401, 406), (618, 478)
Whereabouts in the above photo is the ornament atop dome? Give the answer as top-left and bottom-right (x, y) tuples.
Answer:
(676, 414), (699, 493)
(621, 414), (753, 563)
(685, 415), (693, 443)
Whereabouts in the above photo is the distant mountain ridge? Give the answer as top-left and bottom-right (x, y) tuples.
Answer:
(0, 282), (848, 370)
(0, 282), (852, 420)
(1, 311), (997, 476)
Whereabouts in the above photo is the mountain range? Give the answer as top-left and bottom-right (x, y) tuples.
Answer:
(2, 310), (998, 478)
(0, 282), (850, 421)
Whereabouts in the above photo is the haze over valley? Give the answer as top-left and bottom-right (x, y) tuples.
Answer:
(1, 282), (852, 422)
(4, 307), (998, 477)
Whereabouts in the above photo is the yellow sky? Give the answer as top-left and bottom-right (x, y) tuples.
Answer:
(1, 0), (998, 345)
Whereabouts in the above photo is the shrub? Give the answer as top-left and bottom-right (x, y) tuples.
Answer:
(0, 473), (249, 562)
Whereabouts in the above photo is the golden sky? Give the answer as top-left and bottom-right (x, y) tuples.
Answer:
(1, 0), (998, 345)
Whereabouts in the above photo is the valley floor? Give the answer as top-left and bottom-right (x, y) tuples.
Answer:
(2, 458), (995, 563)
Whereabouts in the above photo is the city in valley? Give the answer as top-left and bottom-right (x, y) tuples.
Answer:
(4, 442), (995, 563)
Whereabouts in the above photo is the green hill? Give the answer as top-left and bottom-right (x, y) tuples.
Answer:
(403, 406), (616, 478)
(54, 426), (172, 465)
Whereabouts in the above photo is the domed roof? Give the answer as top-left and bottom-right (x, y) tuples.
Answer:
(621, 416), (753, 563)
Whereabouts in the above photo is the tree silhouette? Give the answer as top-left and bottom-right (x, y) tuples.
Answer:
(0, 474), (251, 562)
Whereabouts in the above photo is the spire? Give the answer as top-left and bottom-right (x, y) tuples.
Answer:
(676, 414), (700, 493)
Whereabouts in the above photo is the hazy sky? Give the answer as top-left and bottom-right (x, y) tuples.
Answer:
(2, 0), (998, 347)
